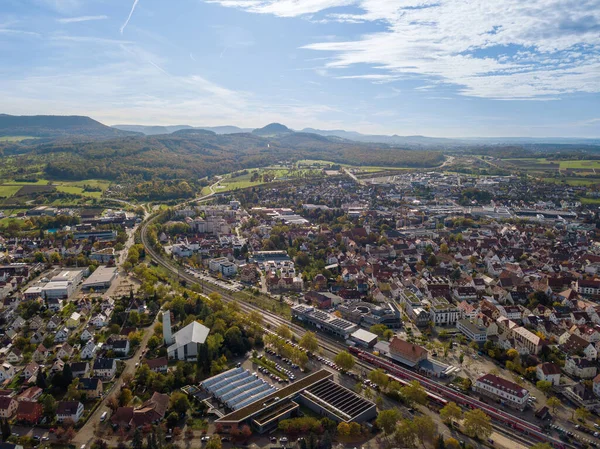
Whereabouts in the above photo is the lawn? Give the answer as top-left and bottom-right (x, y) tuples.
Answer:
(579, 197), (600, 205)
(543, 177), (600, 186)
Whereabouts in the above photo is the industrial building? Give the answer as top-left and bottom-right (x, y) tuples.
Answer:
(215, 369), (376, 434)
(291, 304), (358, 339)
(349, 329), (379, 348)
(81, 266), (118, 291)
(201, 367), (278, 410)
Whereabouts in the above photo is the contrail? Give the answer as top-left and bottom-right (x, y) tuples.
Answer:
(120, 0), (139, 34)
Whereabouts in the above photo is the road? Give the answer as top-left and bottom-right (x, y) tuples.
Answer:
(75, 315), (157, 446)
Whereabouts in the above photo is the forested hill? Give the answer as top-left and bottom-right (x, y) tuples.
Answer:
(0, 114), (140, 138)
(5, 129), (445, 182)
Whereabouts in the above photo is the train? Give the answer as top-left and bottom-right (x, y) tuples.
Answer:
(348, 346), (568, 449)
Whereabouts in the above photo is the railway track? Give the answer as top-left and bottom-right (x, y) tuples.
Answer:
(140, 211), (567, 448)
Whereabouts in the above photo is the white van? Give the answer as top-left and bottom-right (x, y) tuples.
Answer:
(100, 411), (108, 422)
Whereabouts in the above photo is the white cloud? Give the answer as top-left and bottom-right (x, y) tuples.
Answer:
(207, 0), (600, 99)
(57, 15), (108, 23)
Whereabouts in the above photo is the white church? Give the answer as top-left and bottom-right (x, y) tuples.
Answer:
(163, 311), (210, 361)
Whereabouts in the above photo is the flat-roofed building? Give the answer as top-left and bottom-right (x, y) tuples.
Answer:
(349, 329), (378, 348)
(215, 369), (375, 434)
(291, 304), (358, 339)
(456, 319), (487, 343)
(82, 266), (118, 291)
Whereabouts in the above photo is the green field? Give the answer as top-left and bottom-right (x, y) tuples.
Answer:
(543, 177), (600, 186)
(579, 197), (600, 205)
(0, 185), (23, 198)
(0, 136), (37, 142)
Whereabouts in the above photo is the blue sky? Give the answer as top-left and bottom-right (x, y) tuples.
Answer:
(0, 0), (599, 137)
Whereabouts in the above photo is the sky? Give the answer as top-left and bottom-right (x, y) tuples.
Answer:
(0, 0), (599, 137)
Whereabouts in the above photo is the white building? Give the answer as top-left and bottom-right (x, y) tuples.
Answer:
(456, 319), (487, 342)
(429, 297), (460, 326)
(167, 321), (210, 361)
(536, 363), (561, 386)
(474, 374), (530, 410)
(41, 281), (74, 300)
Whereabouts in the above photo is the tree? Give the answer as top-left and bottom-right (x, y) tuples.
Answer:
(536, 380), (553, 394)
(434, 435), (446, 449)
(40, 394), (57, 420)
(414, 415), (437, 447)
(547, 396), (561, 413)
(336, 422), (351, 437)
(118, 388), (133, 406)
(205, 435), (222, 449)
(575, 407), (591, 422)
(394, 419), (417, 448)
(463, 409), (492, 440)
(299, 332), (319, 353)
(401, 380), (427, 406)
(506, 349), (519, 360)
(240, 425), (252, 440)
(369, 369), (389, 391)
(276, 324), (293, 340)
(132, 428), (144, 449)
(439, 402), (462, 425)
(1, 418), (11, 442)
(376, 409), (401, 436)
(148, 335), (161, 350)
(530, 444), (553, 449)
(170, 391), (191, 415)
(334, 351), (355, 372)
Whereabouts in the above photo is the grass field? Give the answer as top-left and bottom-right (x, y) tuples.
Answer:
(0, 185), (23, 198)
(579, 197), (600, 205)
(543, 177), (600, 186)
(0, 136), (37, 142)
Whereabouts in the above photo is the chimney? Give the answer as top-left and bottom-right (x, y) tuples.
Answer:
(163, 311), (173, 345)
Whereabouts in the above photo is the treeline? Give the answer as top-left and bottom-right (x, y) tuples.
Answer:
(3, 131), (444, 184)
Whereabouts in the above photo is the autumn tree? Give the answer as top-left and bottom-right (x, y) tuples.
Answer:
(376, 409), (401, 436)
(334, 351), (355, 372)
(463, 409), (492, 440)
(276, 324), (293, 340)
(299, 331), (319, 353)
(547, 396), (561, 413)
(439, 402), (462, 425)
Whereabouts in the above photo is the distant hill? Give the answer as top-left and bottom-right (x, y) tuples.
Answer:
(112, 124), (251, 135)
(252, 123), (293, 137)
(0, 114), (139, 138)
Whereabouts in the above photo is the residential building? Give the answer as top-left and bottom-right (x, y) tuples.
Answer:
(536, 363), (561, 386)
(56, 401), (84, 423)
(456, 319), (487, 342)
(474, 374), (530, 410)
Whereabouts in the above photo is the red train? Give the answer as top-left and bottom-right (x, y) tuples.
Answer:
(349, 347), (567, 448)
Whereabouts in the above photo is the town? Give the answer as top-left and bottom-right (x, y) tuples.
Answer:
(1, 165), (600, 449)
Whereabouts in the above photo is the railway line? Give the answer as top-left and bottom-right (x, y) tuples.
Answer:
(140, 211), (571, 449)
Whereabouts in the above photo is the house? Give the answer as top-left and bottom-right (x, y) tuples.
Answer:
(29, 331), (44, 345)
(56, 343), (74, 361)
(106, 335), (130, 356)
(474, 374), (530, 410)
(93, 358), (117, 379)
(50, 359), (65, 374)
(46, 315), (62, 330)
(78, 377), (103, 400)
(111, 406), (134, 428)
(81, 341), (97, 360)
(143, 357), (168, 374)
(593, 373), (600, 398)
(70, 362), (89, 378)
(90, 313), (109, 328)
(31, 345), (48, 363)
(16, 401), (43, 424)
(0, 363), (15, 383)
(56, 401), (84, 423)
(536, 363), (561, 386)
(80, 327), (95, 342)
(0, 396), (17, 418)
(6, 349), (22, 364)
(28, 316), (44, 331)
(167, 321), (210, 361)
(564, 357), (597, 379)
(131, 392), (169, 427)
(54, 327), (69, 343)
(21, 363), (39, 380)
(66, 312), (81, 329)
(17, 386), (42, 402)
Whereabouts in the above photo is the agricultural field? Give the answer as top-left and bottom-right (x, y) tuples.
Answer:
(0, 136), (37, 142)
(212, 167), (323, 193)
(0, 185), (23, 198)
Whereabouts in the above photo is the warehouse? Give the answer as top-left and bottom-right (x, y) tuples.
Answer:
(349, 329), (378, 348)
(216, 369), (375, 434)
(42, 281), (74, 299)
(82, 266), (118, 291)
